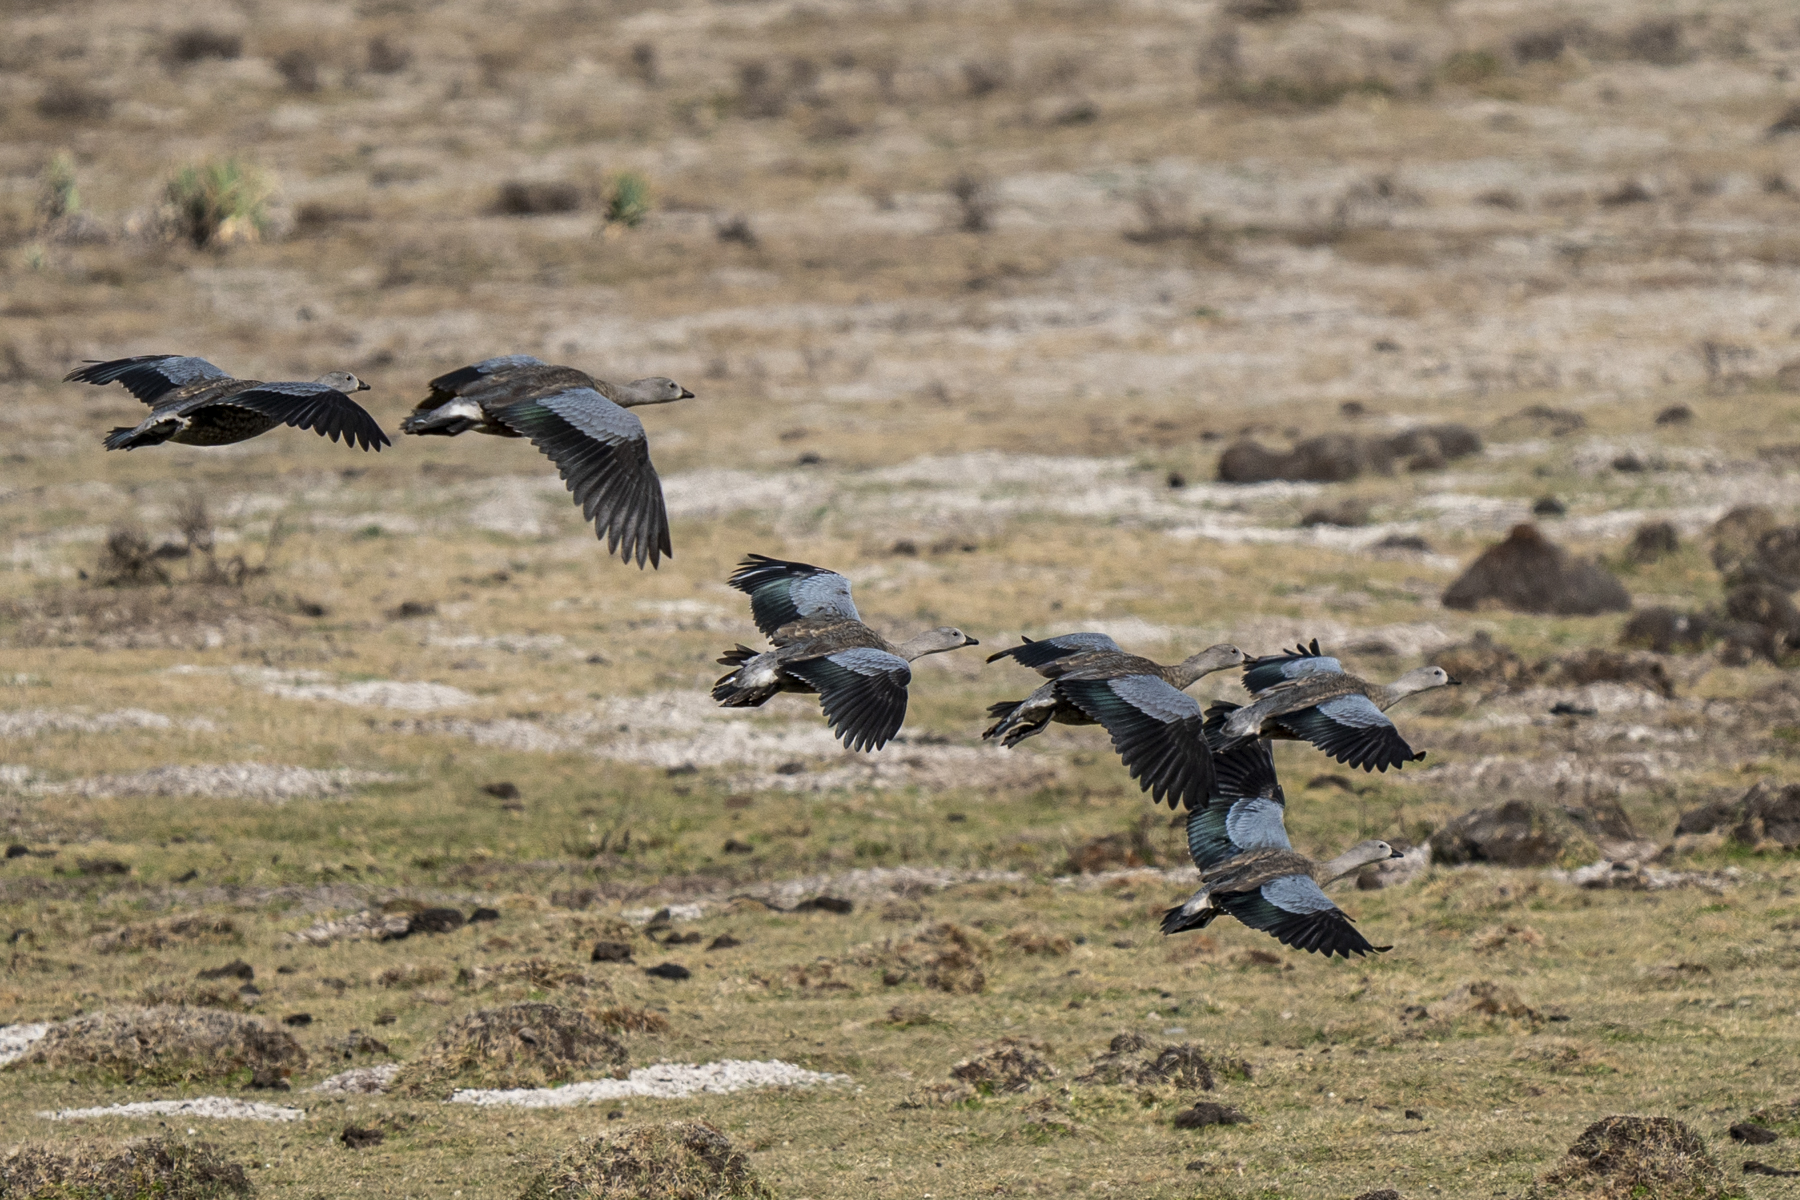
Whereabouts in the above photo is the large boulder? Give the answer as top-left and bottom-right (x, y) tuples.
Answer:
(1442, 524), (1631, 615)
(1217, 425), (1479, 484)
(1675, 780), (1800, 852)
(1708, 504), (1778, 584)
(1429, 799), (1648, 867)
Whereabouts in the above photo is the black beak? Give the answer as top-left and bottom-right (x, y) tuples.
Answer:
(356, 380), (372, 392)
(678, 387), (695, 399)
(1389, 847), (1405, 859)
(964, 636), (980, 647)
(1446, 676), (1462, 685)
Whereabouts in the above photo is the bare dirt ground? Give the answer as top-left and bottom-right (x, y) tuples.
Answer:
(6, 0), (1800, 1196)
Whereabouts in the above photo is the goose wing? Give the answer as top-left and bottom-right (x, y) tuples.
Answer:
(1055, 673), (1212, 810)
(492, 387), (669, 568)
(65, 355), (230, 407)
(1217, 875), (1387, 958)
(985, 632), (1122, 671)
(220, 382), (390, 451)
(782, 647), (911, 752)
(1272, 693), (1423, 772)
(418, 355), (549, 408)
(726, 555), (860, 637)
(1242, 638), (1343, 694)
(1186, 704), (1291, 868)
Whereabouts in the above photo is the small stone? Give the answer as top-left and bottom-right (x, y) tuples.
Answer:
(1405, 1109), (1424, 1120)
(481, 781), (520, 800)
(411, 907), (466, 934)
(722, 838), (754, 854)
(374, 1012), (397, 1026)
(5, 844), (29, 859)
(794, 896), (853, 914)
(340, 1125), (385, 1150)
(283, 1013), (313, 1027)
(469, 907), (501, 924)
(198, 959), (255, 982)
(1353, 1191), (1401, 1200)
(707, 935), (741, 950)
(1745, 1161), (1800, 1177)
(1730, 1122), (1777, 1145)
(1174, 1102), (1249, 1129)
(591, 940), (634, 963)
(248, 1067), (291, 1090)
(1532, 496), (1566, 517)
(645, 962), (692, 981)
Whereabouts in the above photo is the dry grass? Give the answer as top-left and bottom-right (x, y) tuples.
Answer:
(393, 1003), (628, 1098)
(15, 1006), (305, 1084)
(519, 1121), (773, 1200)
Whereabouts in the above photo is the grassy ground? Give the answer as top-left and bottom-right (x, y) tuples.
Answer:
(7, 0), (1800, 1195)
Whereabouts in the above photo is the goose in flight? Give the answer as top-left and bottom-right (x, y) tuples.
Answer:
(66, 355), (387, 451)
(1163, 708), (1400, 957)
(1211, 641), (1457, 772)
(984, 632), (1243, 811)
(712, 554), (979, 752)
(399, 355), (692, 568)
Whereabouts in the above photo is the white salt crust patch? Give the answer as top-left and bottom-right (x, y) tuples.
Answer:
(447, 1060), (849, 1108)
(40, 1098), (305, 1121)
(0, 1023), (50, 1065)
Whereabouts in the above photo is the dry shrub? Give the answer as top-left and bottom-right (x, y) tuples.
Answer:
(0, 1138), (251, 1200)
(16, 1006), (306, 1083)
(1427, 980), (1541, 1025)
(1547, 648), (1675, 698)
(1441, 524), (1630, 615)
(1512, 1038), (1614, 1075)
(1627, 520), (1679, 564)
(0, 585), (281, 650)
(1077, 1033), (1245, 1090)
(1470, 922), (1545, 953)
(1003, 925), (1072, 956)
(948, 172), (995, 234)
(519, 1121), (773, 1200)
(1676, 781), (1800, 852)
(394, 1003), (627, 1097)
(137, 984), (247, 1010)
(1708, 505), (1777, 583)
(92, 915), (240, 954)
(950, 1037), (1056, 1094)
(95, 526), (170, 587)
(457, 959), (599, 993)
(1619, 608), (1710, 655)
(275, 48), (320, 93)
(366, 35), (410, 74)
(375, 964), (446, 989)
(873, 922), (991, 993)
(163, 159), (274, 248)
(1530, 1116), (1739, 1200)
(1428, 631), (1535, 688)
(1429, 799), (1615, 868)
(494, 181), (584, 216)
(594, 1005), (671, 1035)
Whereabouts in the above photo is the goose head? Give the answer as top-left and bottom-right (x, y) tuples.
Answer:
(620, 377), (695, 406)
(898, 626), (980, 660)
(1390, 664), (1458, 697)
(1180, 643), (1245, 675)
(316, 371), (371, 393)
(1319, 838), (1403, 883)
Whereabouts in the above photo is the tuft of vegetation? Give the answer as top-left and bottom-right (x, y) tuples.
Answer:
(948, 172), (995, 234)
(163, 158), (275, 248)
(37, 151), (80, 221)
(605, 173), (651, 228)
(0, 1138), (253, 1200)
(15, 1006), (306, 1084)
(394, 1003), (628, 1097)
(519, 1122), (774, 1200)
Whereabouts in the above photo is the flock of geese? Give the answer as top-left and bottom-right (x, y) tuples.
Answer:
(66, 352), (1458, 959)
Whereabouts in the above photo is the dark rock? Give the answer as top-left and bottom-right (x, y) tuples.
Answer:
(5, 844), (28, 859)
(1532, 496), (1567, 517)
(340, 1125), (385, 1150)
(1384, 423), (1481, 469)
(1173, 1102), (1249, 1129)
(334, 1031), (391, 1059)
(1749, 526), (1800, 590)
(1678, 781), (1800, 852)
(374, 1012), (397, 1026)
(1510, 405), (1585, 436)
(1218, 433), (1389, 484)
(591, 941), (634, 963)
(481, 781), (520, 800)
(1548, 648), (1675, 698)
(1549, 701), (1596, 717)
(1710, 505), (1778, 584)
(283, 1013), (313, 1027)
(388, 600), (437, 619)
(1353, 1191), (1401, 1200)
(198, 959), (255, 982)
(645, 962), (691, 980)
(793, 895), (854, 914)
(76, 858), (130, 876)
(1299, 498), (1370, 528)
(1372, 533), (1432, 553)
(951, 1037), (1056, 1093)
(1655, 404), (1693, 425)
(1441, 524), (1630, 615)
(722, 838), (754, 854)
(1730, 1123), (1777, 1145)
(1613, 453), (1648, 472)
(1627, 521), (1680, 564)
(1406, 1109), (1424, 1120)
(1745, 1161), (1800, 1177)
(1620, 607), (1710, 654)
(247, 1067), (290, 1090)
(411, 907), (466, 934)
(1430, 800), (1627, 867)
(706, 935), (741, 950)
(238, 984), (261, 998)
(469, 907), (501, 923)
(660, 931), (702, 945)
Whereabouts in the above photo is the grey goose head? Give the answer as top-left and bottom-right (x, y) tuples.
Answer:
(1179, 643), (1245, 675)
(1388, 665), (1459, 698)
(1319, 838), (1404, 883)
(619, 377), (695, 406)
(315, 371), (371, 394)
(897, 626), (980, 660)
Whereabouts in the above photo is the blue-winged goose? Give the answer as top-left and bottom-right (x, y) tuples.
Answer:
(399, 355), (692, 568)
(984, 633), (1244, 811)
(1212, 642), (1457, 772)
(1163, 711), (1399, 957)
(66, 355), (387, 451)
(711, 554), (979, 752)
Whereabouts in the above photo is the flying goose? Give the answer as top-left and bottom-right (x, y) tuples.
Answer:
(1163, 710), (1399, 957)
(66, 355), (388, 451)
(984, 634), (1244, 811)
(399, 355), (692, 568)
(711, 554), (979, 752)
(1212, 643), (1457, 772)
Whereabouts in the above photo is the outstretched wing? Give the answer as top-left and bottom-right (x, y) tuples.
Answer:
(1274, 694), (1423, 773)
(1242, 639), (1344, 695)
(726, 554), (859, 637)
(783, 648), (911, 752)
(1218, 875), (1387, 958)
(65, 355), (229, 407)
(494, 388), (670, 568)
(1056, 674), (1212, 810)
(985, 632), (1122, 671)
(224, 383), (390, 451)
(420, 355), (548, 407)
(1187, 705), (1291, 868)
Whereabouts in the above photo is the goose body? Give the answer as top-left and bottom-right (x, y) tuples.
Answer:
(66, 355), (387, 451)
(712, 555), (978, 752)
(399, 355), (692, 567)
(1214, 643), (1457, 772)
(1163, 707), (1399, 957)
(984, 633), (1243, 811)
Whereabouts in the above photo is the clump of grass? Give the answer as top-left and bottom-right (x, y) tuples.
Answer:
(37, 151), (80, 221)
(1530, 1116), (1741, 1199)
(15, 1005), (307, 1083)
(0, 1138), (252, 1200)
(394, 1002), (628, 1098)
(948, 172), (995, 233)
(164, 27), (242, 66)
(605, 173), (651, 228)
(520, 1121), (774, 1200)
(163, 158), (275, 248)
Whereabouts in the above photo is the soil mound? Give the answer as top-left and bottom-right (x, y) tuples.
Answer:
(1076, 1033), (1249, 1090)
(1428, 979), (1540, 1025)
(1430, 800), (1645, 867)
(1675, 781), (1800, 852)
(518, 1121), (773, 1200)
(1530, 1116), (1736, 1199)
(1626, 520), (1679, 564)
(394, 1003), (628, 1098)
(1428, 631), (1536, 687)
(949, 1037), (1056, 1094)
(14, 1006), (305, 1083)
(1442, 525), (1630, 615)
(0, 1138), (252, 1199)
(1217, 425), (1479, 483)
(1619, 608), (1711, 654)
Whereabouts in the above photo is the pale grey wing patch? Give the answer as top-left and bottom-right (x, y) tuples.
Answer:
(475, 354), (546, 374)
(828, 646), (910, 678)
(1224, 797), (1293, 852)
(791, 572), (859, 623)
(1261, 874), (1338, 915)
(157, 357), (229, 385)
(1047, 632), (1122, 654)
(540, 388), (647, 444)
(1107, 674), (1201, 722)
(1317, 694), (1393, 729)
